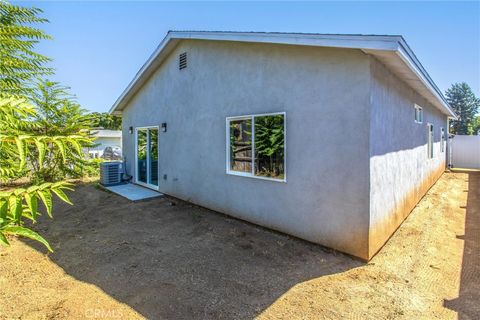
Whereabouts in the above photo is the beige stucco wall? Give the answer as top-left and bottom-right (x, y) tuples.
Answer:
(368, 57), (448, 259)
(121, 40), (373, 259)
(119, 39), (449, 260)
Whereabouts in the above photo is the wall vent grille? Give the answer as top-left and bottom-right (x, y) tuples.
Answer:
(179, 52), (187, 70)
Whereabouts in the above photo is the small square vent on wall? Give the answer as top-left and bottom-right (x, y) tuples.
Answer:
(179, 52), (187, 70)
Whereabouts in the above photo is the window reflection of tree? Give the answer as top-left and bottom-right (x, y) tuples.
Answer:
(230, 119), (252, 173)
(137, 129), (148, 182)
(149, 129), (158, 185)
(254, 115), (284, 179)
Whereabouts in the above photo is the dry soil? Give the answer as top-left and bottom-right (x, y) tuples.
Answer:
(0, 171), (478, 319)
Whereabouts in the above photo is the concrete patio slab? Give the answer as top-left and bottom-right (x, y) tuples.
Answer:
(105, 183), (162, 201)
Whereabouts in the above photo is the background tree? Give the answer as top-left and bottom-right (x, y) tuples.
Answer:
(89, 112), (122, 130)
(473, 116), (480, 135)
(28, 79), (95, 182)
(445, 82), (480, 135)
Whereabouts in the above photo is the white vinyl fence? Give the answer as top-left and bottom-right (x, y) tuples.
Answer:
(450, 135), (480, 169)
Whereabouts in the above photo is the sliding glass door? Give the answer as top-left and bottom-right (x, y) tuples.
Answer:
(149, 128), (158, 186)
(136, 127), (159, 189)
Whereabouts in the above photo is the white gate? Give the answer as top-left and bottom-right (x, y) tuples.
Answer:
(451, 135), (480, 169)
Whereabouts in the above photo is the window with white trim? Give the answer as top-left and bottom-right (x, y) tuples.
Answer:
(414, 104), (423, 123)
(427, 123), (434, 159)
(440, 127), (445, 153)
(227, 113), (285, 181)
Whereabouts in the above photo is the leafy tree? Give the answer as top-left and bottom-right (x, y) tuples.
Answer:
(0, 97), (75, 251)
(28, 79), (95, 182)
(0, 2), (52, 97)
(29, 80), (87, 135)
(473, 116), (480, 135)
(0, 1), (88, 251)
(445, 82), (480, 135)
(89, 112), (122, 130)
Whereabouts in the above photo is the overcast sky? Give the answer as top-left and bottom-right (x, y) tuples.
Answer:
(16, 1), (480, 113)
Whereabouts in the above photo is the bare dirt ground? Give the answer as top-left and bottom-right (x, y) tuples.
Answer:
(0, 171), (478, 319)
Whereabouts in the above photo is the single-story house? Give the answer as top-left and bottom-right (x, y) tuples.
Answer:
(87, 129), (122, 159)
(110, 31), (456, 260)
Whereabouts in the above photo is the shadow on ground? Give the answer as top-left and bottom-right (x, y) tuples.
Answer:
(444, 171), (480, 319)
(24, 183), (361, 319)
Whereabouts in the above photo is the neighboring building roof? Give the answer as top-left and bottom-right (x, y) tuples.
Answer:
(110, 31), (456, 118)
(91, 129), (122, 138)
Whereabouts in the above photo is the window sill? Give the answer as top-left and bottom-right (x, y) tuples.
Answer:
(226, 170), (287, 183)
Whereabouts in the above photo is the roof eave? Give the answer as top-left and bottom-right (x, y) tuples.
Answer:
(169, 31), (402, 51)
(109, 31), (456, 120)
(395, 39), (457, 119)
(109, 32), (403, 115)
(109, 33), (178, 115)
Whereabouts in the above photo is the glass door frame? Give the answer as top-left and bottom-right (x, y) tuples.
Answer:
(134, 126), (159, 190)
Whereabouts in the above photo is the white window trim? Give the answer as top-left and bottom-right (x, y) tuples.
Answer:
(226, 112), (286, 183)
(414, 104), (423, 124)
